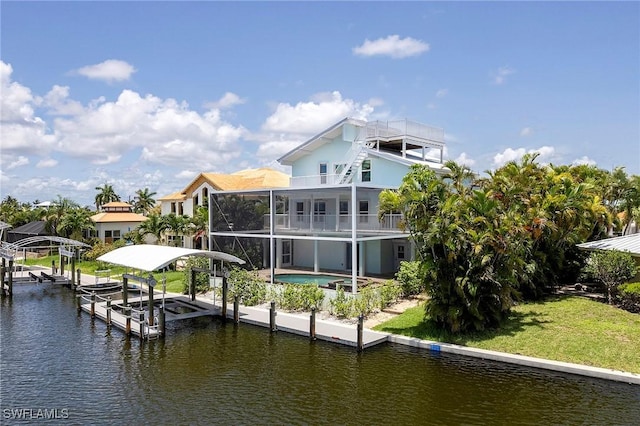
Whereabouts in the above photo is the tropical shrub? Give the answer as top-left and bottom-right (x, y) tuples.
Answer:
(378, 280), (402, 310)
(228, 267), (267, 306)
(83, 240), (125, 261)
(618, 282), (640, 313)
(395, 261), (426, 296)
(585, 250), (638, 304)
(329, 287), (356, 318)
(181, 257), (211, 294)
(273, 283), (325, 312)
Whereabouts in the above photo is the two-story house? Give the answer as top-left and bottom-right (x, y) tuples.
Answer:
(209, 118), (448, 292)
(158, 168), (290, 249)
(91, 201), (148, 243)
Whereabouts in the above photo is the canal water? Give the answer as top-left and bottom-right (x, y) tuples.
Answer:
(1, 284), (639, 425)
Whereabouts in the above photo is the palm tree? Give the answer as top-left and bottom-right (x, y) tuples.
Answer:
(163, 213), (192, 247)
(135, 212), (168, 244)
(95, 183), (120, 210)
(45, 196), (79, 236)
(133, 188), (157, 216)
(56, 207), (95, 241)
(191, 206), (209, 249)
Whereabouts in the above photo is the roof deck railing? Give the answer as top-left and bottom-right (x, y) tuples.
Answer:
(359, 119), (445, 144)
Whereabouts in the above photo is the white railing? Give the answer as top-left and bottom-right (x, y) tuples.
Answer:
(289, 173), (344, 187)
(264, 213), (404, 232)
(359, 119), (444, 143)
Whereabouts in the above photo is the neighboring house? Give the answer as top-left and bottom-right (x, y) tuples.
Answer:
(209, 117), (448, 291)
(91, 202), (148, 243)
(6, 220), (48, 243)
(158, 168), (290, 249)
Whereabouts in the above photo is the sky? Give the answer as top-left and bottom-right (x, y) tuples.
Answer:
(1, 1), (639, 208)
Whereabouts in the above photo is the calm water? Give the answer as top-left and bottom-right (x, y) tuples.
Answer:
(1, 284), (639, 425)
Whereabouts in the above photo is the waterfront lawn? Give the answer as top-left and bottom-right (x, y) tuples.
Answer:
(374, 296), (640, 374)
(23, 256), (186, 294)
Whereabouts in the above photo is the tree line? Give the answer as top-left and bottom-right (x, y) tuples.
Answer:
(380, 156), (640, 332)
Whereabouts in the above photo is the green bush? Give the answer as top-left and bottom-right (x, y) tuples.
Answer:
(378, 280), (402, 310)
(83, 240), (125, 261)
(228, 267), (267, 306)
(273, 283), (325, 312)
(618, 282), (640, 313)
(395, 260), (426, 296)
(329, 287), (355, 318)
(181, 257), (211, 294)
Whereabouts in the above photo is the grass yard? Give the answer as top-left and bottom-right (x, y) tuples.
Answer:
(374, 296), (640, 374)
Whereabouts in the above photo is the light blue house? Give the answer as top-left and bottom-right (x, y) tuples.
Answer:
(209, 117), (447, 292)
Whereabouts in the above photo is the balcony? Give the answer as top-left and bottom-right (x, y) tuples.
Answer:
(264, 213), (404, 233)
(289, 173), (344, 187)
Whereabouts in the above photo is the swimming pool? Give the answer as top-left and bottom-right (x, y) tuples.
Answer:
(274, 273), (354, 287)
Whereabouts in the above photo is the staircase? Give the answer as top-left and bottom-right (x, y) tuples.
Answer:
(337, 142), (372, 184)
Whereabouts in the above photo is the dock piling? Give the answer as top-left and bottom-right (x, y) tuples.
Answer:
(310, 307), (316, 341)
(7, 260), (13, 297)
(139, 311), (145, 340)
(106, 297), (111, 327)
(76, 269), (81, 287)
(233, 295), (239, 324)
(357, 314), (364, 352)
(90, 292), (96, 318)
(124, 305), (132, 336)
(159, 306), (165, 337)
(222, 275), (228, 320)
(269, 301), (277, 332)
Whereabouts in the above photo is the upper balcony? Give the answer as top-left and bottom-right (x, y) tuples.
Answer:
(264, 213), (405, 234)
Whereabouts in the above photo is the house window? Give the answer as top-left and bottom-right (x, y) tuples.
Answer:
(361, 160), (371, 182)
(314, 201), (326, 222)
(178, 202), (184, 215)
(194, 195), (199, 207)
(320, 163), (328, 184)
(339, 201), (349, 216)
(359, 200), (369, 223)
(296, 202), (304, 222)
(397, 245), (405, 260)
(104, 230), (121, 243)
(171, 202), (176, 214)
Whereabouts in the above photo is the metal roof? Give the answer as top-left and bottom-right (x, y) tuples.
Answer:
(576, 233), (640, 256)
(97, 244), (245, 271)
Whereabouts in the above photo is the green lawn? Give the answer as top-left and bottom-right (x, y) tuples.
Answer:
(374, 296), (640, 374)
(23, 256), (187, 294)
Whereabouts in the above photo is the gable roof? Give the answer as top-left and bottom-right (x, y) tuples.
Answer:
(160, 167), (290, 200)
(278, 117), (364, 165)
(577, 233), (640, 257)
(102, 201), (132, 208)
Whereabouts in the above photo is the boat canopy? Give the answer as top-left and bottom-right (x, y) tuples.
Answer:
(97, 244), (245, 272)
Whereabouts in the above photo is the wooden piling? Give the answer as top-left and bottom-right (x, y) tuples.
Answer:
(106, 297), (111, 327)
(60, 256), (65, 276)
(357, 314), (364, 352)
(139, 311), (145, 340)
(158, 306), (165, 337)
(148, 284), (155, 327)
(222, 275), (228, 320)
(270, 301), (277, 332)
(70, 255), (76, 289)
(124, 306), (132, 336)
(1, 258), (5, 297)
(7, 260), (13, 297)
(310, 307), (316, 341)
(51, 260), (55, 275)
(233, 295), (239, 324)
(122, 276), (128, 306)
(76, 268), (81, 287)
(90, 292), (96, 317)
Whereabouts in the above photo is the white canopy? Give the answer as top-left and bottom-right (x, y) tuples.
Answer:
(97, 244), (245, 271)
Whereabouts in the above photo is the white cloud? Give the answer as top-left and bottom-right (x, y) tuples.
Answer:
(427, 102), (437, 110)
(353, 35), (430, 59)
(520, 127), (533, 137)
(454, 152), (476, 167)
(492, 66), (515, 85)
(493, 145), (556, 168)
(572, 156), (597, 166)
(0, 61), (55, 155)
(206, 92), (246, 110)
(367, 97), (385, 107)
(175, 170), (198, 180)
(436, 89), (448, 98)
(44, 85), (84, 115)
(6, 155), (29, 170)
(36, 158), (58, 168)
(254, 91), (375, 160)
(74, 59), (136, 82)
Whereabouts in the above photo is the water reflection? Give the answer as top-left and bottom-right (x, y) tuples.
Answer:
(1, 284), (639, 425)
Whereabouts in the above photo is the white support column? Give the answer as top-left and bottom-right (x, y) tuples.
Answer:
(276, 239), (282, 269)
(351, 181), (357, 293)
(310, 194), (314, 231)
(358, 241), (365, 277)
(269, 190), (275, 285)
(335, 195), (340, 231)
(314, 239), (319, 273)
(422, 146), (426, 161)
(402, 139), (406, 158)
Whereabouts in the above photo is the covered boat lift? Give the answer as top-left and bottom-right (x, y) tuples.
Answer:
(96, 244), (245, 338)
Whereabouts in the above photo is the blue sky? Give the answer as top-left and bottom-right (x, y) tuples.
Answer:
(1, 1), (638, 207)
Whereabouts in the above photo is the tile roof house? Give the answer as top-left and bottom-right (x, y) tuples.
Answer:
(158, 167), (290, 248)
(91, 201), (148, 243)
